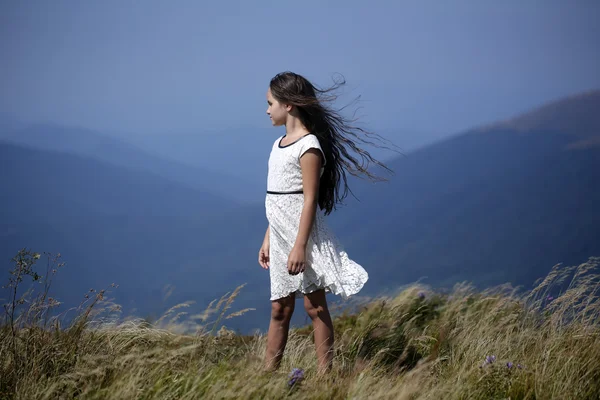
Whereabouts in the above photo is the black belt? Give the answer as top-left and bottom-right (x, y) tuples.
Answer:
(267, 190), (303, 195)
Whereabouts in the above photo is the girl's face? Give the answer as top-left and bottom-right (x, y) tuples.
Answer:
(266, 88), (289, 127)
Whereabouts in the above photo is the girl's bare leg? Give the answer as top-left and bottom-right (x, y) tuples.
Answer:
(265, 294), (295, 371)
(304, 289), (334, 373)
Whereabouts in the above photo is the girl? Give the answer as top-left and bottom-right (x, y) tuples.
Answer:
(258, 71), (391, 373)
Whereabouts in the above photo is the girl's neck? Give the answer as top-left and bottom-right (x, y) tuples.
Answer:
(284, 117), (310, 138)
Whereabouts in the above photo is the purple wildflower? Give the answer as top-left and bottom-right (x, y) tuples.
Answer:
(546, 295), (554, 302)
(485, 355), (496, 364)
(517, 363), (523, 369)
(507, 362), (513, 369)
(288, 368), (304, 387)
(418, 291), (426, 299)
(481, 355), (497, 368)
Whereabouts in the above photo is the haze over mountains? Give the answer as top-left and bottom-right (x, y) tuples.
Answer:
(1, 90), (599, 332)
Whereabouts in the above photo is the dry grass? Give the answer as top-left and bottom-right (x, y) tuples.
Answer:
(2, 250), (600, 399)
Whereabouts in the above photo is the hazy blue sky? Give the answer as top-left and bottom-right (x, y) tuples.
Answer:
(1, 1), (599, 140)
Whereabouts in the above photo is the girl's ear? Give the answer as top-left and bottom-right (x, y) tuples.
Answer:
(285, 104), (293, 112)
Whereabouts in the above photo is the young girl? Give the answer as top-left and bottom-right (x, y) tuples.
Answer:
(258, 71), (390, 373)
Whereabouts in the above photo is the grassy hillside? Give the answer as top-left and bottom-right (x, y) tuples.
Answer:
(2, 250), (599, 399)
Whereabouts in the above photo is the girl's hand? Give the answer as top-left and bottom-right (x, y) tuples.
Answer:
(258, 242), (270, 269)
(287, 245), (306, 275)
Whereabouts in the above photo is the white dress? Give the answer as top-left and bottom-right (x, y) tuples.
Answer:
(265, 133), (369, 301)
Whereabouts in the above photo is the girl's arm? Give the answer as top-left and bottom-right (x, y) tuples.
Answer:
(288, 148), (322, 274)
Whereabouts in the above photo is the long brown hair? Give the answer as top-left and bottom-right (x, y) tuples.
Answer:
(269, 71), (394, 215)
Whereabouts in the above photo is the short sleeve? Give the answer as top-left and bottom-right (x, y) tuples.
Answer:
(298, 135), (326, 167)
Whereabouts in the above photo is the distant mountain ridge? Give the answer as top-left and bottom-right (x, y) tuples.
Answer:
(0, 141), (235, 221)
(478, 89), (600, 148)
(0, 123), (255, 202)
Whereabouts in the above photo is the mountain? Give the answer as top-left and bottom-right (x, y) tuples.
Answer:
(0, 212), (268, 325)
(0, 142), (263, 326)
(0, 142), (234, 222)
(0, 124), (257, 202)
(482, 89), (600, 146)
(329, 89), (600, 292)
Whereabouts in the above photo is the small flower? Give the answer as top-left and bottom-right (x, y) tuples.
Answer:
(485, 355), (496, 364)
(517, 363), (523, 369)
(417, 291), (426, 299)
(288, 368), (304, 386)
(506, 362), (513, 369)
(546, 295), (554, 302)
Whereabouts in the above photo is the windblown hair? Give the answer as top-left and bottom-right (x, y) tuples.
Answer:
(269, 71), (394, 215)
